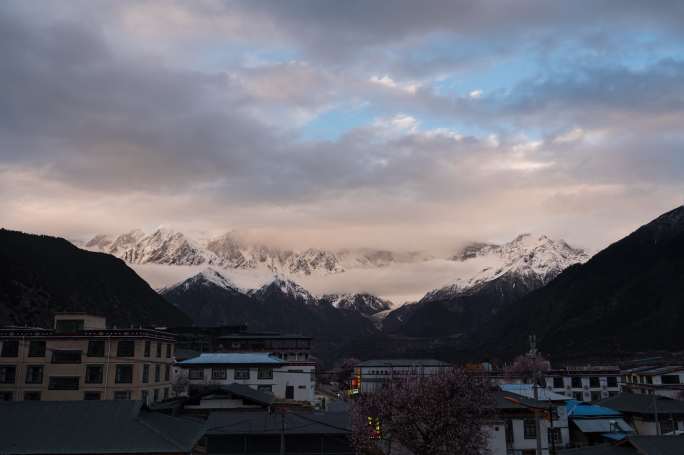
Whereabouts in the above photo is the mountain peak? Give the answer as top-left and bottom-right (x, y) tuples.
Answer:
(252, 275), (317, 304)
(320, 293), (393, 315)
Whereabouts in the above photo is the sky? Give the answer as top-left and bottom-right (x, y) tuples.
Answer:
(2, 0), (684, 254)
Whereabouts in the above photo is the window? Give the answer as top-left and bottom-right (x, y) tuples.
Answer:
(165, 364), (170, 381)
(547, 428), (562, 445)
(155, 364), (160, 382)
(589, 377), (600, 388)
(189, 368), (203, 380)
(85, 365), (103, 384)
(52, 350), (82, 364)
(55, 319), (83, 333)
(285, 385), (294, 400)
(166, 343), (172, 358)
(24, 391), (41, 401)
(590, 391), (601, 401)
(662, 375), (681, 385)
(0, 392), (13, 401)
(156, 342), (162, 358)
(49, 376), (80, 390)
(505, 419), (514, 444)
(153, 389), (159, 401)
(607, 376), (618, 387)
(141, 390), (149, 403)
(660, 419), (675, 435)
(144, 340), (151, 357)
(28, 340), (46, 357)
(84, 391), (101, 400)
(25, 366), (43, 384)
(573, 391), (584, 401)
(0, 366), (16, 384)
(552, 377), (564, 388)
(117, 340), (135, 357)
(234, 368), (250, 380)
(87, 340), (105, 357)
(258, 385), (272, 393)
(113, 391), (131, 400)
(164, 388), (169, 399)
(571, 377), (583, 388)
(115, 365), (133, 384)
(523, 419), (537, 439)
(258, 368), (273, 380)
(1, 340), (18, 357)
(143, 364), (149, 383)
(211, 367), (226, 380)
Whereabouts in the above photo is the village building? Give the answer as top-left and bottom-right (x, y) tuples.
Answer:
(558, 435), (684, 455)
(597, 393), (684, 436)
(351, 358), (450, 394)
(621, 366), (684, 399)
(545, 366), (622, 402)
(0, 313), (175, 402)
(177, 353), (315, 403)
(565, 399), (635, 447)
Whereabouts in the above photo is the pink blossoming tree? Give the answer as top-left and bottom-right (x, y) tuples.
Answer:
(350, 367), (495, 455)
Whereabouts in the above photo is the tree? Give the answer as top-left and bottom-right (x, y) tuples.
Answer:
(336, 357), (360, 388)
(350, 368), (495, 455)
(505, 354), (550, 384)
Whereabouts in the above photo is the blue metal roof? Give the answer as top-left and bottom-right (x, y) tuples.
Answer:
(567, 399), (622, 417)
(178, 352), (285, 365)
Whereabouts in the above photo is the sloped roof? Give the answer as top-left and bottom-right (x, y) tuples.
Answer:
(202, 383), (275, 406)
(567, 399), (622, 417)
(500, 383), (571, 401)
(178, 352), (285, 366)
(573, 418), (633, 434)
(495, 391), (548, 410)
(0, 400), (205, 454)
(597, 393), (684, 415)
(206, 411), (351, 435)
(629, 435), (684, 455)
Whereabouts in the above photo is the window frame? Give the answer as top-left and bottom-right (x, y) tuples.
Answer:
(25, 365), (44, 384)
(117, 340), (135, 357)
(28, 340), (46, 357)
(189, 368), (204, 380)
(143, 364), (150, 383)
(48, 376), (80, 390)
(115, 364), (134, 384)
(523, 419), (537, 439)
(1, 340), (19, 357)
(234, 368), (250, 380)
(258, 367), (274, 380)
(87, 340), (105, 357)
(212, 367), (227, 380)
(0, 365), (17, 384)
(85, 365), (104, 384)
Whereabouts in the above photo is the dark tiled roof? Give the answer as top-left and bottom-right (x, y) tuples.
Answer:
(356, 358), (449, 367)
(206, 411), (351, 435)
(597, 393), (684, 415)
(559, 445), (636, 454)
(0, 400), (205, 454)
(494, 391), (548, 410)
(629, 435), (684, 455)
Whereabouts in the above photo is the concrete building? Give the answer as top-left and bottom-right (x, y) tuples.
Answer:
(216, 333), (313, 362)
(177, 353), (316, 403)
(351, 359), (450, 394)
(621, 366), (684, 399)
(0, 314), (175, 402)
(545, 366), (622, 402)
(565, 399), (635, 447)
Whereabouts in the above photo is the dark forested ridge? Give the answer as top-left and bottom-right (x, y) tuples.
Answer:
(481, 205), (684, 359)
(0, 229), (190, 327)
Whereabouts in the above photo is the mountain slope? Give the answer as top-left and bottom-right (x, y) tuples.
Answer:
(0, 229), (190, 327)
(319, 293), (392, 316)
(385, 234), (588, 337)
(483, 205), (684, 358)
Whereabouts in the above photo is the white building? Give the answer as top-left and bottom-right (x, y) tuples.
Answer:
(176, 353), (315, 403)
(545, 366), (622, 402)
(500, 383), (572, 452)
(622, 366), (684, 399)
(351, 359), (450, 394)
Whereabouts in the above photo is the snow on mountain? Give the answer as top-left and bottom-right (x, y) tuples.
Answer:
(422, 233), (588, 303)
(249, 276), (318, 304)
(319, 293), (393, 315)
(160, 267), (241, 294)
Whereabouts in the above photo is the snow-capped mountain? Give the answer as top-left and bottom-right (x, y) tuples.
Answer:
(159, 267), (241, 294)
(319, 293), (393, 316)
(248, 276), (318, 304)
(422, 234), (588, 303)
(87, 228), (208, 266)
